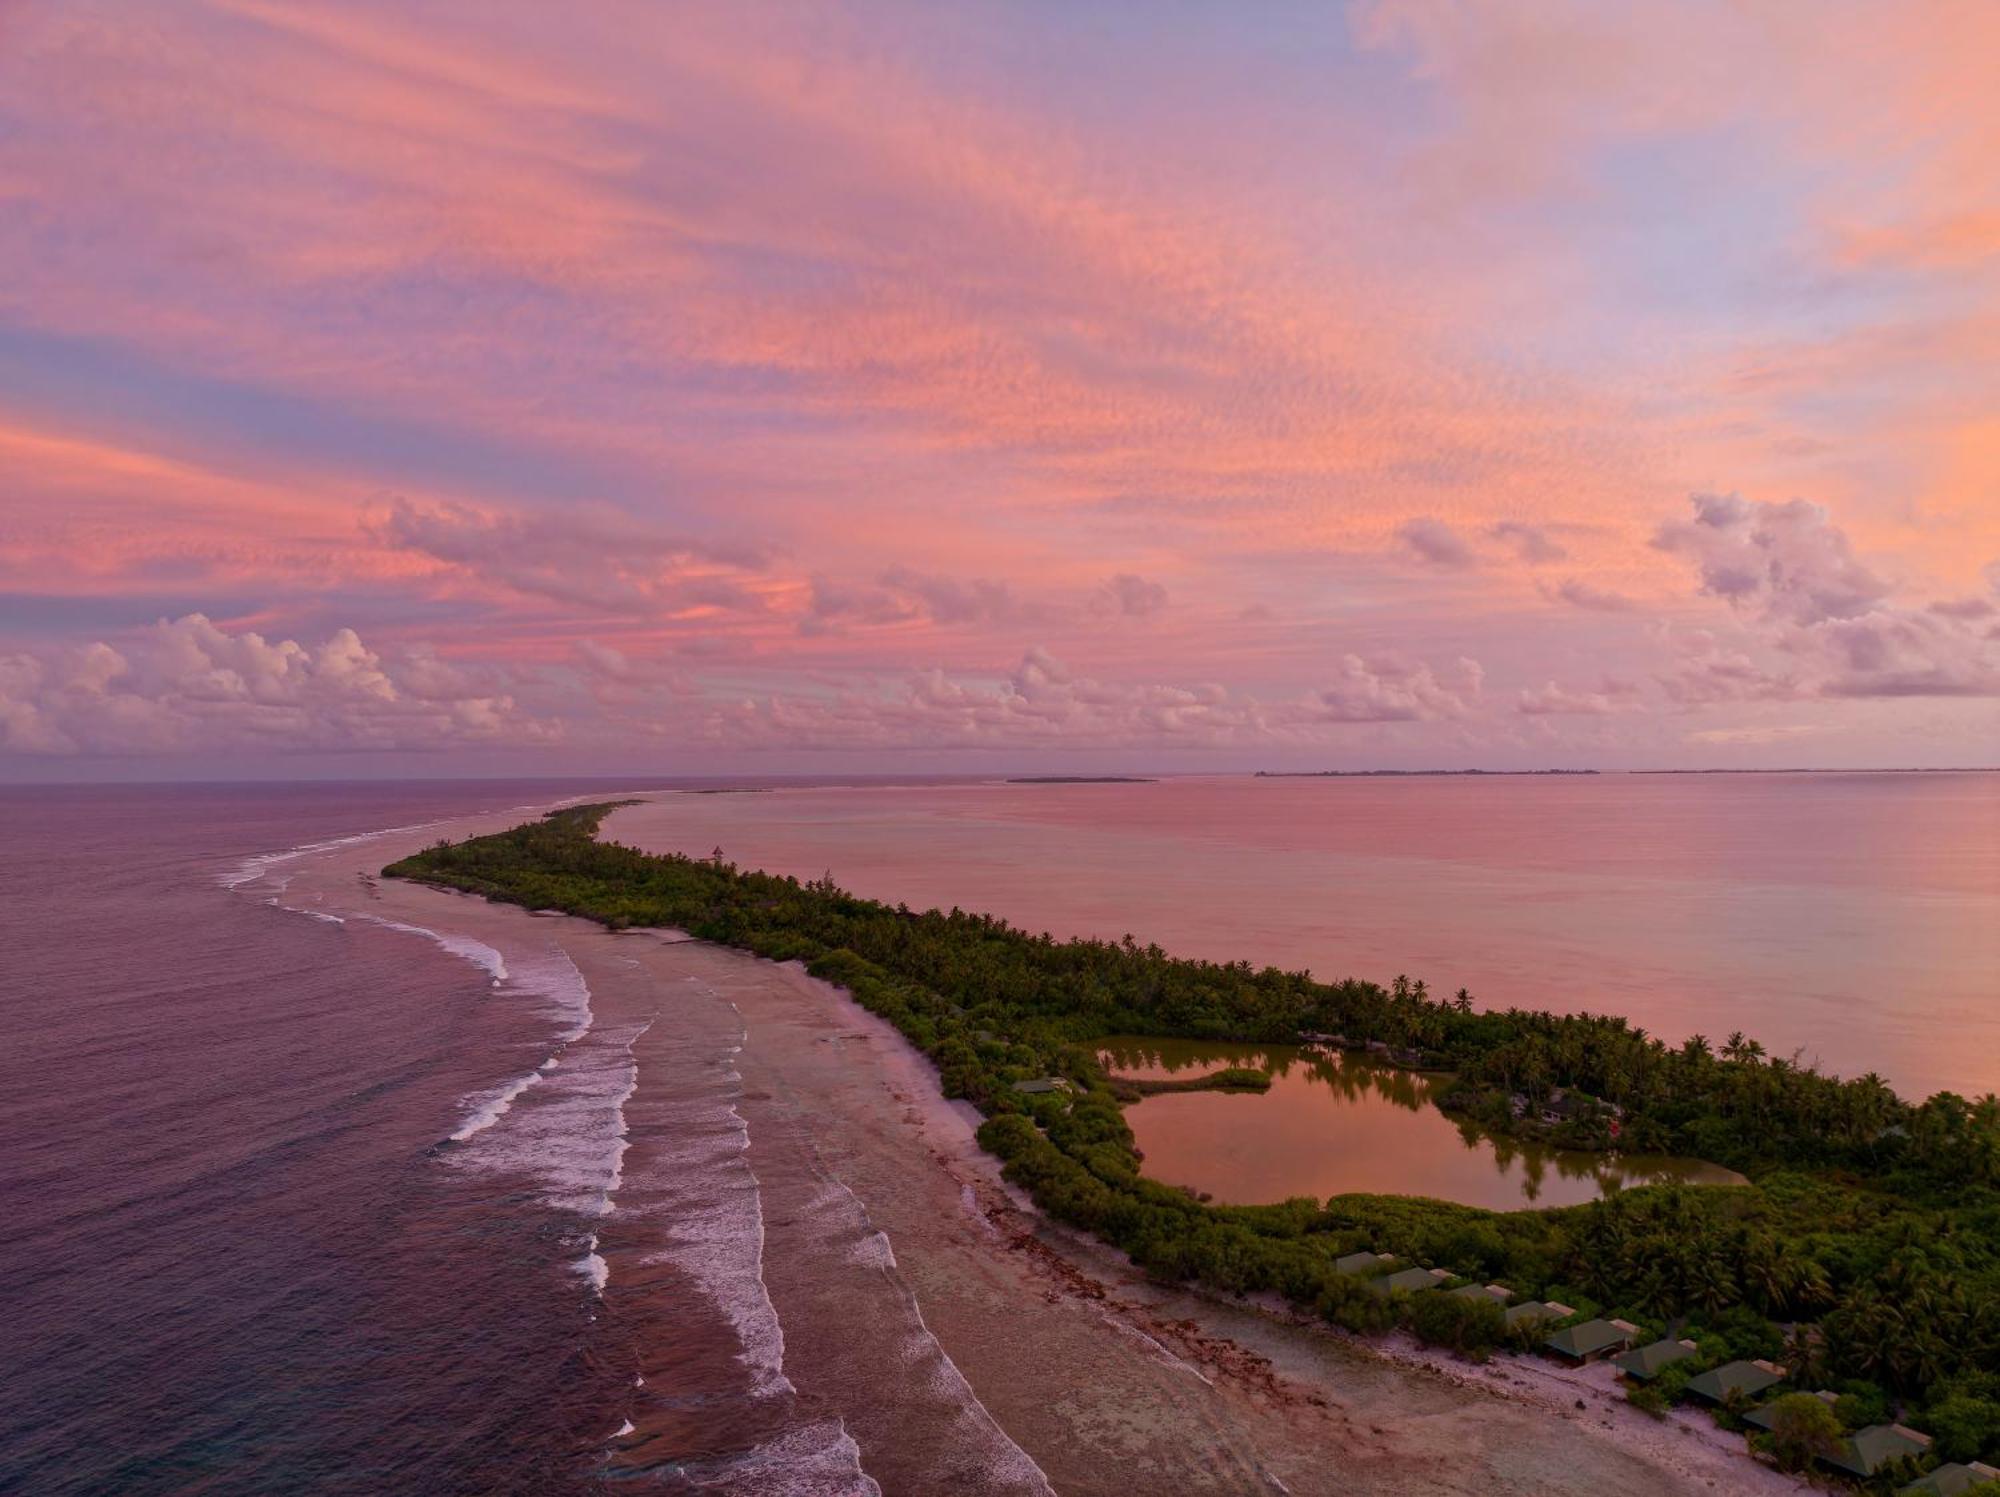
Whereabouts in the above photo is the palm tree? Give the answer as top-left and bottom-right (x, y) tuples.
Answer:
(1783, 1324), (1831, 1388)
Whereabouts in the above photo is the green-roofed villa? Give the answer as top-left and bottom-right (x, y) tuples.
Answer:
(1827, 1424), (1934, 1479)
(1685, 1358), (1785, 1405)
(1334, 1251), (1393, 1277)
(1011, 1077), (1073, 1095)
(1613, 1337), (1699, 1382)
(1901, 1461), (2000, 1496)
(1448, 1283), (1511, 1306)
(1504, 1299), (1572, 1330)
(1370, 1266), (1452, 1297)
(1544, 1317), (1640, 1364)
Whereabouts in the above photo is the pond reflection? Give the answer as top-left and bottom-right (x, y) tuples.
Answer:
(1098, 1036), (1747, 1211)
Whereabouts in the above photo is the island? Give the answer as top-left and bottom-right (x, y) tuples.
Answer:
(386, 803), (2000, 1479)
(1006, 775), (1157, 784)
(1255, 768), (1600, 777)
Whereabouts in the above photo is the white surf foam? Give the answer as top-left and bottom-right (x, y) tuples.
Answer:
(618, 989), (794, 1399)
(219, 819), (448, 892)
(450, 1069), (545, 1143)
(795, 1155), (1055, 1493)
(691, 1419), (883, 1497)
(439, 948), (651, 1298)
(363, 917), (509, 985)
(578, 1236), (609, 1292)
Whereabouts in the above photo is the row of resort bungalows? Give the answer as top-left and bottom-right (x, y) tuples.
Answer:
(1333, 1251), (1987, 1493)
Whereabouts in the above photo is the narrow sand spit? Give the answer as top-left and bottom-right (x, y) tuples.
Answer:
(264, 803), (1810, 1497)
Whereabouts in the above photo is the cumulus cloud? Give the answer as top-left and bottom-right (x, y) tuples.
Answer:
(802, 567), (1022, 634)
(1684, 724), (1818, 747)
(1540, 577), (1636, 611)
(573, 639), (694, 694)
(373, 498), (771, 615)
(1655, 630), (1799, 706)
(1395, 517), (1478, 568)
(1654, 495), (1999, 700)
(702, 647), (1483, 751)
(0, 614), (548, 756)
(1516, 678), (1641, 715)
(1489, 521), (1568, 564)
(1654, 493), (1890, 626)
(1297, 654), (1483, 722)
(707, 647), (1242, 750)
(878, 567), (1018, 626)
(1098, 573), (1170, 617)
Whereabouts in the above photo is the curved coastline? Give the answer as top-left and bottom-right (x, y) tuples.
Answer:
(228, 795), (1819, 1495)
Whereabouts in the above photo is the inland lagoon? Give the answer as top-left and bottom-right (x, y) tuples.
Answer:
(1098, 1037), (1747, 1210)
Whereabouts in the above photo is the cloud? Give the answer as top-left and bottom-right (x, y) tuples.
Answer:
(1395, 517), (1478, 568)
(1489, 521), (1567, 564)
(702, 646), (1484, 751)
(706, 647), (1243, 751)
(1654, 493), (1890, 627)
(1098, 573), (1169, 618)
(1540, 577), (1636, 611)
(1296, 654), (1483, 723)
(877, 567), (1019, 626)
(1930, 596), (1995, 621)
(0, 614), (547, 755)
(1655, 631), (1798, 706)
(573, 638), (694, 694)
(1684, 724), (1817, 747)
(1654, 496), (2000, 700)
(1516, 678), (1641, 716)
(1810, 611), (2000, 698)
(373, 498), (771, 615)
(801, 567), (1022, 634)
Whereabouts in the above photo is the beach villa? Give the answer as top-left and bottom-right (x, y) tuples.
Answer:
(1613, 1337), (1699, 1382)
(1335, 1251), (1394, 1277)
(1544, 1318), (1640, 1364)
(1371, 1266), (1452, 1297)
(1827, 1424), (1935, 1480)
(1901, 1462), (2000, 1495)
(1684, 1358), (1785, 1406)
(1503, 1300), (1572, 1330)
(1011, 1077), (1073, 1096)
(1448, 1283), (1512, 1307)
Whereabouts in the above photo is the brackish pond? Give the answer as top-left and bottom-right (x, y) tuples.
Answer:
(1099, 1037), (1747, 1212)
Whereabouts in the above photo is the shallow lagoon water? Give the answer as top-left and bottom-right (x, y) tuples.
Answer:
(1098, 1037), (1747, 1211)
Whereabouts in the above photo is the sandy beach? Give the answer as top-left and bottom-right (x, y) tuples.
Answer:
(268, 801), (1811, 1496)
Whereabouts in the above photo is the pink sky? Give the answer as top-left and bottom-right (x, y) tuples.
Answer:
(1, 0), (1996, 775)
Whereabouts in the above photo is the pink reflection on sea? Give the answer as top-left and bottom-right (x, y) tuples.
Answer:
(607, 772), (2000, 1101)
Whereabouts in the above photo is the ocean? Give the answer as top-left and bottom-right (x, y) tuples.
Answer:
(4, 771), (1995, 1494)
(608, 771), (2000, 1101)
(0, 781), (652, 1495)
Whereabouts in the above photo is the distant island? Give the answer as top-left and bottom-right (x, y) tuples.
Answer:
(1007, 775), (1156, 784)
(1635, 766), (1997, 775)
(1255, 768), (1599, 778)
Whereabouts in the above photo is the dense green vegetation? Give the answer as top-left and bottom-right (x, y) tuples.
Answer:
(386, 804), (2000, 1473)
(1106, 1065), (1273, 1099)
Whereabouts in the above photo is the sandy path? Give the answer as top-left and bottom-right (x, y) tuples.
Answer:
(259, 800), (1806, 1497)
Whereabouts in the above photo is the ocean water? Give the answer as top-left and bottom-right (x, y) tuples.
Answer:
(0, 781), (654, 1496)
(609, 771), (2000, 1102)
(5, 771), (1995, 1494)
